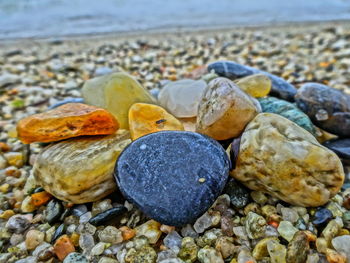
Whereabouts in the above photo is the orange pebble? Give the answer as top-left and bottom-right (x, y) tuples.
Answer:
(0, 142), (10, 152)
(120, 226), (136, 241)
(53, 235), (75, 261)
(17, 103), (119, 144)
(31, 191), (52, 206)
(268, 221), (279, 228)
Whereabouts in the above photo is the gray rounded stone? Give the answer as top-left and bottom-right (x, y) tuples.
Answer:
(114, 131), (230, 226)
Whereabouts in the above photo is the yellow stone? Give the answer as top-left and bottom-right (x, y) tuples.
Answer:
(236, 74), (272, 98)
(253, 237), (278, 260)
(129, 103), (184, 140)
(135, 220), (162, 244)
(0, 210), (15, 220)
(82, 72), (155, 129)
(33, 130), (131, 204)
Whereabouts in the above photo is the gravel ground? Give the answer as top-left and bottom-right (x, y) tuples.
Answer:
(1, 22), (350, 263)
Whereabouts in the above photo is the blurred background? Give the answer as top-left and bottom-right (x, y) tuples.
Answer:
(1, 0), (350, 39)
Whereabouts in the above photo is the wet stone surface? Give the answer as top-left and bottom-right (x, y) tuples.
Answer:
(115, 131), (230, 226)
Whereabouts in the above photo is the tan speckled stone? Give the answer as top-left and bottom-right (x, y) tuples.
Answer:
(196, 77), (260, 140)
(231, 113), (344, 207)
(33, 130), (131, 204)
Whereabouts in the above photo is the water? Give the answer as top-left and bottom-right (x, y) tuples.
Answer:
(1, 0), (350, 39)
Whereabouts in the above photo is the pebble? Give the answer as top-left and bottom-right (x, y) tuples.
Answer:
(17, 103), (119, 144)
(312, 208), (333, 226)
(267, 239), (287, 263)
(286, 231), (309, 263)
(295, 82), (350, 137)
(331, 235), (350, 262)
(196, 77), (260, 140)
(33, 130), (131, 203)
(281, 207), (299, 223)
(223, 179), (250, 209)
(128, 103), (184, 140)
(6, 214), (31, 234)
(235, 74), (272, 98)
(81, 72), (155, 129)
(326, 248), (347, 263)
(89, 206), (127, 226)
(94, 67), (113, 76)
(115, 131), (230, 226)
(98, 257), (119, 263)
(25, 229), (45, 250)
(135, 220), (162, 244)
(258, 96), (317, 136)
(21, 196), (36, 213)
(158, 79), (207, 118)
(178, 237), (198, 262)
(52, 224), (66, 243)
(0, 73), (20, 88)
(163, 231), (182, 253)
(63, 252), (88, 263)
(193, 212), (212, 234)
(231, 113), (344, 207)
(53, 235), (75, 261)
(277, 221), (298, 242)
(44, 199), (63, 224)
(245, 212), (267, 239)
(91, 242), (107, 256)
(197, 246), (224, 263)
(207, 61), (297, 101)
(98, 226), (123, 244)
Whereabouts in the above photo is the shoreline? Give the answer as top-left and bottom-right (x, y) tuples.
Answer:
(1, 19), (350, 48)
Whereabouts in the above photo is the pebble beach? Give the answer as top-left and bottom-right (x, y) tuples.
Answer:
(1, 21), (350, 263)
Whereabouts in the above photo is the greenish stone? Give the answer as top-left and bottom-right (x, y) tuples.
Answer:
(258, 97), (317, 136)
(178, 237), (198, 263)
(286, 231), (309, 263)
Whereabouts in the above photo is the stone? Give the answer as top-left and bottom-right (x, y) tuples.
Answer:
(89, 206), (127, 226)
(135, 220), (162, 244)
(196, 77), (260, 140)
(295, 82), (350, 137)
(235, 74), (271, 98)
(267, 239), (287, 263)
(52, 224), (66, 243)
(158, 79), (207, 118)
(178, 237), (198, 263)
(44, 199), (63, 224)
(215, 236), (235, 259)
(207, 61), (297, 101)
(128, 103), (184, 140)
(120, 226), (136, 241)
(91, 199), (113, 216)
(0, 73), (20, 88)
(322, 218), (343, 244)
(252, 237), (278, 260)
(278, 221), (298, 242)
(163, 231), (182, 253)
(326, 249), (347, 263)
(4, 152), (24, 168)
(223, 178), (250, 209)
(6, 215), (31, 234)
(53, 235), (75, 261)
(281, 208), (299, 223)
(98, 226), (123, 244)
(21, 196), (36, 213)
(133, 246), (157, 263)
(115, 131), (230, 226)
(180, 224), (199, 239)
(48, 98), (85, 109)
(286, 231), (309, 263)
(98, 257), (119, 263)
(331, 235), (350, 263)
(91, 242), (107, 256)
(63, 252), (88, 263)
(81, 72), (155, 129)
(34, 130), (131, 204)
(324, 139), (350, 160)
(245, 212), (267, 239)
(197, 246), (224, 263)
(193, 212), (212, 234)
(231, 113), (344, 207)
(312, 208), (333, 226)
(17, 103), (119, 144)
(258, 96), (317, 136)
(237, 248), (256, 263)
(25, 230), (45, 250)
(79, 234), (95, 254)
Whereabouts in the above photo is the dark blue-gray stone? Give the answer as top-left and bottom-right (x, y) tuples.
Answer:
(223, 178), (250, 209)
(207, 61), (297, 101)
(114, 131), (230, 226)
(258, 96), (317, 136)
(324, 139), (350, 160)
(48, 98), (84, 109)
(44, 199), (63, 225)
(295, 83), (350, 137)
(312, 208), (333, 226)
(51, 224), (66, 244)
(88, 206), (127, 226)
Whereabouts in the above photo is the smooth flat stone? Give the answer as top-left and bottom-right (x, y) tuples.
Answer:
(81, 72), (155, 129)
(258, 96), (317, 136)
(89, 206), (127, 226)
(114, 131), (230, 226)
(207, 61), (297, 101)
(34, 130), (131, 204)
(295, 82), (350, 137)
(17, 103), (118, 144)
(235, 74), (272, 98)
(128, 103), (184, 140)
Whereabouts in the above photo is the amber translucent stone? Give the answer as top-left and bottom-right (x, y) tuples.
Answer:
(53, 235), (75, 261)
(128, 103), (184, 140)
(17, 103), (119, 144)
